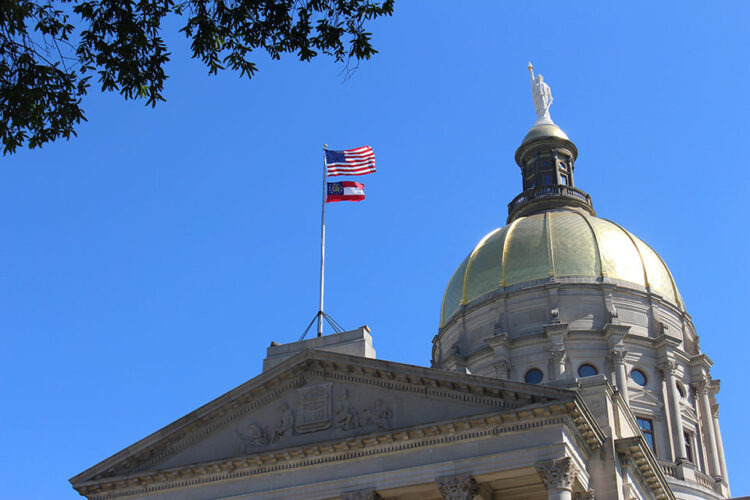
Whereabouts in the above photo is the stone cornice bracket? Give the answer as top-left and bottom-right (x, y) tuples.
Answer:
(654, 334), (680, 356)
(602, 323), (630, 347)
(341, 488), (382, 500)
(484, 332), (511, 355)
(485, 333), (512, 379)
(575, 490), (596, 500)
(602, 285), (619, 324)
(544, 323), (569, 339)
(545, 282), (561, 324)
(689, 353), (713, 371)
(535, 457), (579, 491)
(436, 473), (480, 500)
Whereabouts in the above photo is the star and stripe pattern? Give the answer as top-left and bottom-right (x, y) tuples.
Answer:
(324, 146), (376, 176)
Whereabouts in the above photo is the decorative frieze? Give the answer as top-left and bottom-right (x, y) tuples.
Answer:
(436, 473), (480, 500)
(335, 390), (393, 431)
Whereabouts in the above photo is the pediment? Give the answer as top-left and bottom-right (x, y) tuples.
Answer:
(72, 350), (587, 493)
(628, 388), (663, 410)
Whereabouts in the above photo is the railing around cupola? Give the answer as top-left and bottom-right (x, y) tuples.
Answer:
(507, 185), (593, 215)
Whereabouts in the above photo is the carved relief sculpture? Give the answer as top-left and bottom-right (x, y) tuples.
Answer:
(363, 399), (393, 430)
(336, 390), (360, 430)
(296, 383), (332, 433)
(272, 403), (294, 443)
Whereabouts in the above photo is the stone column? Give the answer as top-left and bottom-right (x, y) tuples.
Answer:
(536, 457), (579, 500)
(693, 377), (721, 477)
(545, 324), (569, 381)
(551, 348), (567, 381)
(436, 474), (481, 500)
(603, 323), (630, 403)
(611, 349), (629, 404)
(659, 360), (687, 461)
(712, 404), (729, 482)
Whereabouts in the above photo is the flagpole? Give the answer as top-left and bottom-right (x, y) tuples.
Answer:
(317, 145), (328, 337)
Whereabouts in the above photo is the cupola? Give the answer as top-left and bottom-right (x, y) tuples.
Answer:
(507, 64), (594, 223)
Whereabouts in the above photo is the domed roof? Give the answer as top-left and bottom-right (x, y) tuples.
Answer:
(440, 210), (683, 327)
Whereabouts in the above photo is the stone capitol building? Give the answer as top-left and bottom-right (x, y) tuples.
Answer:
(71, 67), (736, 500)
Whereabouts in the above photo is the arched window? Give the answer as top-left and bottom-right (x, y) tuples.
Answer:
(577, 364), (598, 378)
(524, 368), (544, 384)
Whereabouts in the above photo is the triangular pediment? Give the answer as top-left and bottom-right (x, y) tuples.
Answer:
(72, 350), (594, 496)
(628, 387), (664, 410)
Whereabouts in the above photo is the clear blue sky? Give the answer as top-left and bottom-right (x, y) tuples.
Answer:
(2, 2), (749, 498)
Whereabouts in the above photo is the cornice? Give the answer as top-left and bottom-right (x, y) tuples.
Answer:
(74, 399), (602, 500)
(438, 276), (691, 335)
(72, 350), (582, 487)
(616, 436), (676, 500)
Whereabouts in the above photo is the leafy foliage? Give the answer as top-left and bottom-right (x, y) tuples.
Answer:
(0, 0), (393, 154)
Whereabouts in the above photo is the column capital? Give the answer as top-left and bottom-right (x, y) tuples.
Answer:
(575, 490), (596, 500)
(658, 359), (678, 377)
(341, 489), (381, 500)
(535, 457), (579, 491)
(436, 473), (480, 500)
(551, 347), (567, 364)
(610, 349), (627, 365)
(692, 375), (712, 396)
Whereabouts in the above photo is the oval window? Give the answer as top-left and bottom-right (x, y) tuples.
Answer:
(578, 364), (598, 378)
(676, 381), (686, 398)
(631, 369), (647, 387)
(525, 368), (544, 384)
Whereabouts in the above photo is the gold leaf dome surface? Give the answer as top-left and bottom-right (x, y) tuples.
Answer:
(440, 210), (682, 327)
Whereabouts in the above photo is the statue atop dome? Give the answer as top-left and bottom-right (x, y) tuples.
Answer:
(528, 62), (553, 124)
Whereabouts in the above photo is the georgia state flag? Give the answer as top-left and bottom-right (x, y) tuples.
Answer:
(326, 181), (365, 203)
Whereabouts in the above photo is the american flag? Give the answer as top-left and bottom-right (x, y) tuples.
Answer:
(325, 146), (376, 176)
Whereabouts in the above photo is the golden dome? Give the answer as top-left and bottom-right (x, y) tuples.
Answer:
(440, 210), (682, 327)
